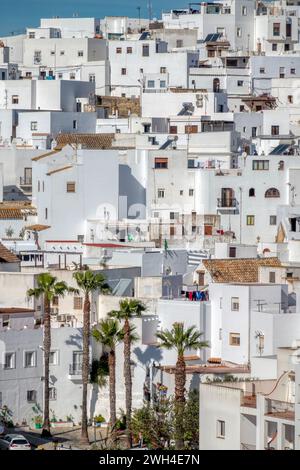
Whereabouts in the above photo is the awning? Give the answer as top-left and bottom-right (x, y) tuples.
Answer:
(26, 224), (51, 232)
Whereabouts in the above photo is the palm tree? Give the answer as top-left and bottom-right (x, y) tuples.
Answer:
(73, 270), (110, 444)
(109, 299), (146, 448)
(92, 318), (123, 428)
(156, 322), (208, 450)
(27, 273), (74, 437)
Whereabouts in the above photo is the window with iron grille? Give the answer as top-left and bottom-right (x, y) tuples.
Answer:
(74, 296), (83, 310)
(155, 157), (168, 169)
(229, 333), (240, 346)
(231, 297), (240, 311)
(4, 352), (15, 369)
(49, 387), (57, 401)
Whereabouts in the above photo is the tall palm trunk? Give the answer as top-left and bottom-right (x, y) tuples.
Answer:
(174, 354), (186, 450)
(81, 292), (90, 444)
(42, 297), (51, 437)
(123, 318), (132, 448)
(108, 349), (116, 427)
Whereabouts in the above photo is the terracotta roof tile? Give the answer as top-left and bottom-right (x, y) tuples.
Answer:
(0, 308), (35, 315)
(202, 257), (282, 283)
(55, 133), (116, 149)
(0, 243), (20, 263)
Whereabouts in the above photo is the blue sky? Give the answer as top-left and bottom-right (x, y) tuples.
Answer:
(0, 0), (189, 36)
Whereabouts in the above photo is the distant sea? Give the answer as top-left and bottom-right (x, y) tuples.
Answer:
(0, 0), (190, 37)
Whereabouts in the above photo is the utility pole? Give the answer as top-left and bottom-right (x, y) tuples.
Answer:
(147, 1), (152, 21)
(137, 6), (141, 29)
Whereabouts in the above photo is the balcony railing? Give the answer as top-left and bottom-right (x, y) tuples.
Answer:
(69, 364), (82, 376)
(20, 176), (32, 187)
(217, 198), (237, 208)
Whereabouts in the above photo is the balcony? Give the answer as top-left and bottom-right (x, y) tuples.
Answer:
(217, 198), (237, 209)
(68, 364), (82, 381)
(19, 176), (32, 193)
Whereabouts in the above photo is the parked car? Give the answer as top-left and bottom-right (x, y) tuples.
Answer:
(0, 434), (31, 450)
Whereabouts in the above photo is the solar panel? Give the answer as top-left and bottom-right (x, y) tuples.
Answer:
(269, 144), (289, 155)
(204, 33), (221, 42)
(139, 32), (150, 40)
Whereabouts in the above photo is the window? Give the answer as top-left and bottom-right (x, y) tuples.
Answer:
(259, 67), (265, 74)
(127, 47), (132, 54)
(155, 157), (168, 169)
(147, 80), (155, 88)
(89, 74), (95, 82)
(158, 188), (165, 198)
(249, 188), (255, 197)
(185, 125), (198, 134)
(45, 208), (48, 220)
(4, 352), (15, 369)
(269, 271), (276, 284)
(278, 160), (284, 171)
(160, 67), (167, 74)
(140, 68), (144, 74)
(24, 351), (36, 368)
(121, 68), (127, 75)
(229, 247), (236, 258)
(31, 121), (38, 131)
(291, 68), (296, 75)
(179, 190), (183, 196)
(116, 47), (122, 54)
(286, 22), (292, 38)
(49, 350), (58, 365)
(231, 297), (240, 311)
(27, 390), (37, 403)
(265, 188), (280, 198)
(240, 105), (245, 112)
(217, 420), (225, 438)
(60, 50), (65, 56)
(176, 39), (183, 48)
(142, 44), (149, 57)
(288, 95), (293, 104)
(189, 189), (194, 197)
(67, 182), (76, 193)
(12, 95), (19, 104)
(29, 31), (35, 39)
(284, 43), (290, 52)
(229, 333), (240, 346)
(34, 50), (42, 64)
(52, 296), (59, 306)
(271, 43), (277, 52)
(73, 296), (83, 310)
(237, 27), (242, 37)
(252, 160), (269, 170)
(270, 215), (277, 226)
(251, 127), (257, 138)
(247, 215), (255, 226)
(70, 73), (76, 80)
(170, 126), (178, 134)
(237, 80), (244, 87)
(217, 27), (225, 37)
(279, 67), (285, 79)
(170, 212), (179, 220)
(50, 50), (55, 56)
(273, 23), (280, 36)
(78, 50), (84, 57)
(73, 119), (77, 130)
(160, 80), (166, 88)
(242, 6), (247, 15)
(49, 387), (57, 401)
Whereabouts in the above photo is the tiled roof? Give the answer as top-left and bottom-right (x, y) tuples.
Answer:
(0, 308), (35, 315)
(202, 257), (282, 283)
(0, 243), (20, 263)
(55, 133), (116, 149)
(46, 165), (73, 176)
(32, 149), (61, 162)
(0, 204), (37, 220)
(0, 208), (23, 219)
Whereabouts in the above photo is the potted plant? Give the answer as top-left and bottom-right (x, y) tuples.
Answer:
(33, 415), (43, 429)
(93, 414), (106, 428)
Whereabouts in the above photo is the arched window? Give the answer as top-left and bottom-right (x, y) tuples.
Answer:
(265, 188), (280, 198)
(249, 188), (255, 197)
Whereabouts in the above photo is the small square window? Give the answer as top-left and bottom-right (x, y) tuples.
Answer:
(237, 27), (242, 37)
(237, 80), (243, 86)
(160, 67), (167, 74)
(259, 68), (265, 74)
(179, 190), (183, 196)
(127, 47), (132, 54)
(231, 297), (239, 311)
(121, 68), (127, 75)
(272, 43), (277, 51)
(158, 189), (165, 198)
(229, 333), (240, 346)
(60, 51), (65, 56)
(291, 68), (296, 74)
(189, 189), (194, 197)
(269, 271), (276, 284)
(4, 352), (15, 370)
(270, 215), (277, 226)
(116, 47), (122, 54)
(67, 182), (76, 193)
(27, 390), (37, 403)
(49, 350), (59, 365)
(271, 125), (279, 136)
(12, 95), (19, 104)
(31, 121), (38, 132)
(74, 296), (83, 310)
(49, 387), (57, 401)
(78, 50), (84, 57)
